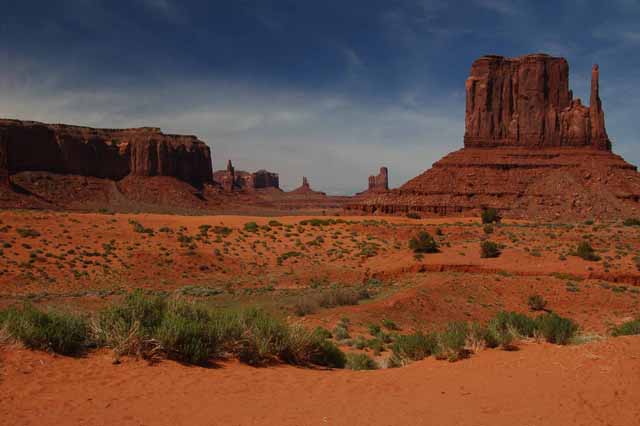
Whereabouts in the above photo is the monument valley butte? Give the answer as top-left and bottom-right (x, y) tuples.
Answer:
(1, 52), (640, 426)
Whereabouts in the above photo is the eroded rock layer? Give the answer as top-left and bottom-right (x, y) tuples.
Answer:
(0, 119), (213, 187)
(349, 148), (640, 220)
(351, 54), (640, 220)
(464, 54), (610, 150)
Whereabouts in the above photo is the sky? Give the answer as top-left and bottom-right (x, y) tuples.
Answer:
(1, 0), (639, 194)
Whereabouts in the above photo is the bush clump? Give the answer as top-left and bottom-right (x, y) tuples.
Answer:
(409, 231), (439, 254)
(0, 291), (347, 368)
(623, 218), (640, 226)
(527, 295), (547, 311)
(481, 208), (501, 224)
(435, 322), (469, 361)
(391, 331), (438, 363)
(535, 312), (578, 345)
(345, 353), (378, 370)
(480, 241), (501, 258)
(1, 304), (88, 355)
(611, 319), (640, 337)
(574, 241), (600, 261)
(243, 222), (259, 233)
(16, 228), (41, 238)
(406, 212), (421, 220)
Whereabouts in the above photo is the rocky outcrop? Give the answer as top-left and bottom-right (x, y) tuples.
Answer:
(368, 167), (389, 192)
(212, 161), (280, 192)
(289, 176), (326, 196)
(349, 53), (640, 220)
(0, 119), (213, 187)
(464, 54), (610, 150)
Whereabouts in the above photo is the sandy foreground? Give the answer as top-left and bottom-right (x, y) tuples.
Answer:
(1, 337), (639, 426)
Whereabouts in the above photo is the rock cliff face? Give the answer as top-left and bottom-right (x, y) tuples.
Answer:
(464, 54), (610, 150)
(349, 54), (640, 220)
(0, 119), (213, 187)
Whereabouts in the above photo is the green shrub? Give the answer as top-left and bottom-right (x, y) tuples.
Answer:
(310, 339), (346, 368)
(333, 324), (350, 340)
(485, 311), (537, 349)
(155, 300), (222, 365)
(16, 228), (41, 238)
(435, 322), (469, 361)
(527, 295), (547, 311)
(381, 318), (399, 331)
(575, 241), (600, 261)
(611, 319), (640, 336)
(237, 308), (290, 365)
(481, 208), (501, 224)
(244, 222), (259, 233)
(406, 212), (421, 220)
(535, 313), (578, 345)
(623, 218), (640, 226)
(480, 241), (501, 258)
(1, 304), (88, 355)
(409, 231), (439, 254)
(213, 226), (233, 236)
(313, 327), (333, 340)
(346, 353), (378, 370)
(392, 332), (438, 363)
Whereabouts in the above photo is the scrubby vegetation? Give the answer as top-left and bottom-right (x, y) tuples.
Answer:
(623, 218), (640, 227)
(0, 291), (346, 368)
(480, 241), (501, 258)
(345, 353), (378, 370)
(527, 294), (547, 311)
(574, 241), (600, 261)
(481, 208), (501, 224)
(406, 212), (421, 220)
(390, 310), (578, 366)
(611, 318), (640, 337)
(409, 231), (439, 253)
(0, 304), (88, 355)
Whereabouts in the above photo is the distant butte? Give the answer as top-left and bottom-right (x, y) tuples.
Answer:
(350, 53), (640, 220)
(212, 160), (280, 192)
(289, 176), (326, 196)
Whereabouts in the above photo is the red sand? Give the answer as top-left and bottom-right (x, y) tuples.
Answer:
(2, 337), (639, 426)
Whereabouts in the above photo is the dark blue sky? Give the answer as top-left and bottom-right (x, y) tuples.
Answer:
(1, 0), (639, 193)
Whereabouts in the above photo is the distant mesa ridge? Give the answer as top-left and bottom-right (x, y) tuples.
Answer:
(0, 119), (213, 187)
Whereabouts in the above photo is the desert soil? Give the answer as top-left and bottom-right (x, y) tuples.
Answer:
(1, 337), (639, 426)
(1, 211), (639, 425)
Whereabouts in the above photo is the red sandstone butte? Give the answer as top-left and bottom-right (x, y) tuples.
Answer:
(289, 176), (326, 196)
(464, 54), (610, 150)
(349, 53), (640, 220)
(212, 160), (280, 192)
(368, 167), (389, 192)
(0, 119), (213, 187)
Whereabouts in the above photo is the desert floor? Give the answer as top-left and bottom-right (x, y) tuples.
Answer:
(1, 211), (639, 425)
(1, 337), (639, 426)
